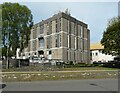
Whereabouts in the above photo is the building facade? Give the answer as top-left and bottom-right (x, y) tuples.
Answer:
(90, 42), (115, 63)
(22, 12), (90, 64)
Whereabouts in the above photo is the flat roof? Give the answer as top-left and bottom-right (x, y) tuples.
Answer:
(90, 42), (104, 50)
(32, 12), (88, 28)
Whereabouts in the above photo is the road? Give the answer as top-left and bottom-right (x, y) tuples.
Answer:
(1, 79), (118, 91)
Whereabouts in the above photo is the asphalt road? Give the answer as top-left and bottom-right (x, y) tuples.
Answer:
(2, 79), (118, 91)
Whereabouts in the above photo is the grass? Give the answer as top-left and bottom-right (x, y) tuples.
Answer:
(2, 65), (119, 82)
(2, 70), (118, 82)
(2, 66), (119, 72)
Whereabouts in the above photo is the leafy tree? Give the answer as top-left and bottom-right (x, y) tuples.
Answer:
(0, 5), (2, 57)
(2, 2), (33, 57)
(101, 16), (120, 57)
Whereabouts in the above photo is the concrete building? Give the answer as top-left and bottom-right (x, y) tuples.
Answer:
(21, 11), (90, 64)
(90, 42), (115, 63)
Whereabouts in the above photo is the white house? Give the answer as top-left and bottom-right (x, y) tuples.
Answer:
(90, 42), (115, 63)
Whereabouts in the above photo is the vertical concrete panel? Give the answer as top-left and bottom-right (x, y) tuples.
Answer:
(78, 25), (80, 37)
(37, 26), (40, 38)
(44, 24), (47, 36)
(63, 18), (67, 32)
(63, 33), (67, 47)
(52, 20), (56, 34)
(62, 48), (67, 61)
(52, 35), (55, 48)
(87, 30), (90, 63)
(44, 37), (47, 49)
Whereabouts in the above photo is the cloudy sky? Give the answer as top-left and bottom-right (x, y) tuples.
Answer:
(19, 2), (118, 44)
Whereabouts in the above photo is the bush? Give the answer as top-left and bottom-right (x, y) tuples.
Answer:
(64, 63), (95, 68)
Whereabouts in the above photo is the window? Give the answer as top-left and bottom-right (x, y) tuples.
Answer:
(80, 39), (83, 50)
(80, 26), (83, 38)
(47, 37), (49, 49)
(67, 35), (69, 48)
(96, 52), (98, 56)
(40, 25), (44, 34)
(55, 34), (59, 47)
(59, 34), (61, 47)
(90, 53), (92, 56)
(75, 37), (77, 49)
(55, 19), (58, 33)
(76, 25), (78, 36)
(66, 20), (68, 33)
(60, 18), (61, 31)
(39, 38), (44, 49)
(49, 51), (52, 54)
(49, 21), (52, 34)
(74, 24), (76, 35)
(46, 23), (49, 35)
(50, 35), (52, 48)
(74, 51), (76, 61)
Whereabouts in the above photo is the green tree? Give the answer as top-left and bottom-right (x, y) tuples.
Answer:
(101, 16), (120, 57)
(2, 2), (33, 57)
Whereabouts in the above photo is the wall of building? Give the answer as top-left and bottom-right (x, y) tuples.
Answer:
(23, 12), (90, 64)
(91, 50), (115, 63)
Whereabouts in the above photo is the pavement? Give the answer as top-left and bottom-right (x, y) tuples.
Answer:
(1, 79), (118, 91)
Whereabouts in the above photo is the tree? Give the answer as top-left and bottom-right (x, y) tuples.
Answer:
(101, 16), (120, 57)
(2, 2), (33, 57)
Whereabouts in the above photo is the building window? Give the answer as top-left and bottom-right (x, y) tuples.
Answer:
(74, 51), (76, 60)
(80, 26), (83, 38)
(49, 51), (52, 55)
(50, 35), (52, 48)
(74, 24), (76, 35)
(59, 34), (61, 47)
(76, 25), (78, 36)
(40, 25), (44, 34)
(67, 35), (69, 48)
(49, 21), (52, 34)
(55, 34), (59, 47)
(60, 18), (61, 31)
(96, 52), (98, 56)
(55, 19), (58, 33)
(75, 37), (77, 49)
(80, 39), (83, 50)
(66, 20), (68, 33)
(90, 52), (92, 56)
(67, 50), (68, 60)
(39, 37), (44, 49)
(46, 23), (49, 35)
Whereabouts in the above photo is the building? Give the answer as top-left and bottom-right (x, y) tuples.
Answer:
(90, 42), (115, 63)
(20, 11), (90, 64)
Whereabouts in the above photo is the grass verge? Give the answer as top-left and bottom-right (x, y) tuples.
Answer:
(2, 71), (118, 82)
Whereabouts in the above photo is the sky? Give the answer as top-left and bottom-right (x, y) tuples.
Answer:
(1, 1), (118, 44)
(18, 2), (118, 44)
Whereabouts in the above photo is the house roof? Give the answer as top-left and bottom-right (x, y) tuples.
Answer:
(90, 42), (104, 50)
